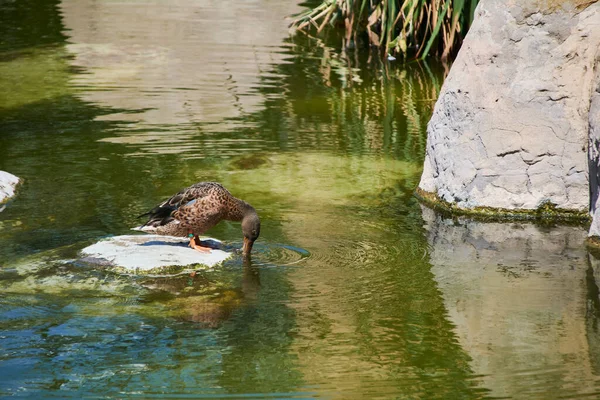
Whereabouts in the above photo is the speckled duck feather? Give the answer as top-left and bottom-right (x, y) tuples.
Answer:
(138, 182), (255, 237)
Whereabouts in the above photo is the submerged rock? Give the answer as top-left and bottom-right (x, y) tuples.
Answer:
(418, 0), (600, 215)
(0, 171), (20, 205)
(80, 234), (232, 274)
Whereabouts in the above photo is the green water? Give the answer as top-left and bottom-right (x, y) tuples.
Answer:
(2, 0), (600, 399)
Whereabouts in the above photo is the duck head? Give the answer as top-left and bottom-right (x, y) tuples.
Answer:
(241, 212), (260, 256)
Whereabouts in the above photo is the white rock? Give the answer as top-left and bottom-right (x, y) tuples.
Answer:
(80, 234), (232, 274)
(418, 0), (600, 213)
(0, 171), (20, 205)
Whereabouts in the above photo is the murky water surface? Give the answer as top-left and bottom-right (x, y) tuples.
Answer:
(2, 0), (600, 398)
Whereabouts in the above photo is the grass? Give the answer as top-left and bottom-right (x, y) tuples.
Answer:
(289, 0), (479, 60)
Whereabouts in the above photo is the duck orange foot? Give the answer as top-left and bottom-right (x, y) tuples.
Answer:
(189, 235), (211, 253)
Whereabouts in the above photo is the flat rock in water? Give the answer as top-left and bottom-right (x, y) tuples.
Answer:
(80, 234), (232, 274)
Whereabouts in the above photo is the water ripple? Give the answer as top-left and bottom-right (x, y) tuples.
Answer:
(251, 243), (311, 268)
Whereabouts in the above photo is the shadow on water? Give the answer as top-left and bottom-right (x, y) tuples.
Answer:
(0, 0), (67, 55)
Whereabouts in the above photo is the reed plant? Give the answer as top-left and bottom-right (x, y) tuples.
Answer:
(289, 0), (479, 60)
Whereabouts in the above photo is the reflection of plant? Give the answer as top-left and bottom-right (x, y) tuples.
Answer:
(289, 0), (478, 60)
(263, 36), (447, 161)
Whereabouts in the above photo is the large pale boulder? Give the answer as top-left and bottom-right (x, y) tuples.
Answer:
(0, 171), (20, 205)
(419, 0), (600, 214)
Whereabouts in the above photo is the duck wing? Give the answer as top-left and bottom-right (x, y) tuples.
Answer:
(172, 197), (223, 233)
(139, 182), (224, 227)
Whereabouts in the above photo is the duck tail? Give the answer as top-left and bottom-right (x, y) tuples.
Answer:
(137, 203), (178, 227)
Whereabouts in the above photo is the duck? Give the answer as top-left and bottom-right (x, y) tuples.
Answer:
(137, 182), (260, 256)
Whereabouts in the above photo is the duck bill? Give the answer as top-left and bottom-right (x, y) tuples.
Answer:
(242, 237), (254, 256)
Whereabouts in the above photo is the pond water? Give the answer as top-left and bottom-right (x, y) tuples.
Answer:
(2, 0), (600, 399)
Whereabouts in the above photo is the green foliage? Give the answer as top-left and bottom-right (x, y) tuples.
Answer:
(289, 0), (479, 60)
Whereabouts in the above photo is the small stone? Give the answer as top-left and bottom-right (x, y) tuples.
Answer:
(0, 171), (20, 205)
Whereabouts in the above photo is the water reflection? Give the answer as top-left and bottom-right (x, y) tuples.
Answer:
(0, 0), (67, 54)
(0, 254), (305, 398)
(422, 206), (600, 398)
(587, 252), (600, 379)
(57, 0), (443, 158)
(140, 260), (261, 328)
(60, 0), (301, 134)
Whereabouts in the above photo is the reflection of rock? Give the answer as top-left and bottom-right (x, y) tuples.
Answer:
(59, 0), (301, 139)
(419, 0), (599, 212)
(0, 171), (20, 205)
(586, 252), (600, 375)
(422, 206), (598, 398)
(80, 234), (231, 274)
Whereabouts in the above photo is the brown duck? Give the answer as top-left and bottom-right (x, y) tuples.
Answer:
(137, 182), (260, 256)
